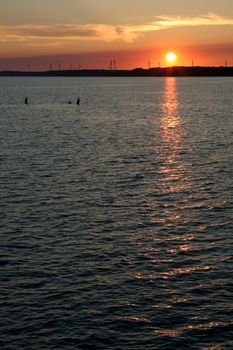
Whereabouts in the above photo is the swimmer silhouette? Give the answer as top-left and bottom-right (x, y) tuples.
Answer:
(68, 101), (72, 104)
(25, 97), (28, 104)
(76, 97), (80, 105)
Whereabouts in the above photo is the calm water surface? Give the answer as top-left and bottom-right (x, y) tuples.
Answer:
(0, 77), (233, 349)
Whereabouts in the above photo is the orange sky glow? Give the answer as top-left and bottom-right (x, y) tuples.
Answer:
(0, 1), (233, 70)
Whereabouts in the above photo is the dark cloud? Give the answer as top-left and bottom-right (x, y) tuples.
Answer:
(15, 25), (98, 38)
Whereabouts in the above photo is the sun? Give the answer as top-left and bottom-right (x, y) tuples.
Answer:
(166, 52), (177, 64)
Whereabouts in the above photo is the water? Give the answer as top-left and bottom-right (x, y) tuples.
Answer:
(0, 77), (232, 350)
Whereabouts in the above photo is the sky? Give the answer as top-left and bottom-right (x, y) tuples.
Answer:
(1, 0), (233, 70)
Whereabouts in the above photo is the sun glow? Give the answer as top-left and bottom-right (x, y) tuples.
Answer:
(166, 52), (177, 64)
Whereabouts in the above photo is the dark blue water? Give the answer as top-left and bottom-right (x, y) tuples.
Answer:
(0, 77), (232, 349)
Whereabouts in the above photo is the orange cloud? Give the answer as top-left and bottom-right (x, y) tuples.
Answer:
(0, 13), (233, 47)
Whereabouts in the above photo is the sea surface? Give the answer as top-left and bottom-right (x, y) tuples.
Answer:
(0, 76), (232, 350)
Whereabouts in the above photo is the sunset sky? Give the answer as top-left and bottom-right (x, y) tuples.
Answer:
(1, 0), (233, 70)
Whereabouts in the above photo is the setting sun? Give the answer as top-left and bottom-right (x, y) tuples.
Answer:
(166, 52), (177, 64)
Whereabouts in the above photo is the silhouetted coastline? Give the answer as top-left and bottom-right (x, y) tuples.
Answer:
(1, 66), (233, 77)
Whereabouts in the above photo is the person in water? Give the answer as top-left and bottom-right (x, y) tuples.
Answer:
(25, 97), (28, 104)
(76, 97), (80, 105)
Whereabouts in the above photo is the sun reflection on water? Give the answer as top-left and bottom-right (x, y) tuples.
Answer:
(150, 77), (189, 230)
(160, 78), (182, 145)
(139, 78), (211, 279)
(158, 77), (185, 185)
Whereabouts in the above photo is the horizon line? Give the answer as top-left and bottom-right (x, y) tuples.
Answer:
(1, 65), (233, 72)
(1, 66), (233, 77)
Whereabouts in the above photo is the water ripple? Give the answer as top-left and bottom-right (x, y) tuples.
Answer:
(0, 77), (233, 350)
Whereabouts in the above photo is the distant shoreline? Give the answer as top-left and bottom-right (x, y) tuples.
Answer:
(1, 66), (233, 77)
